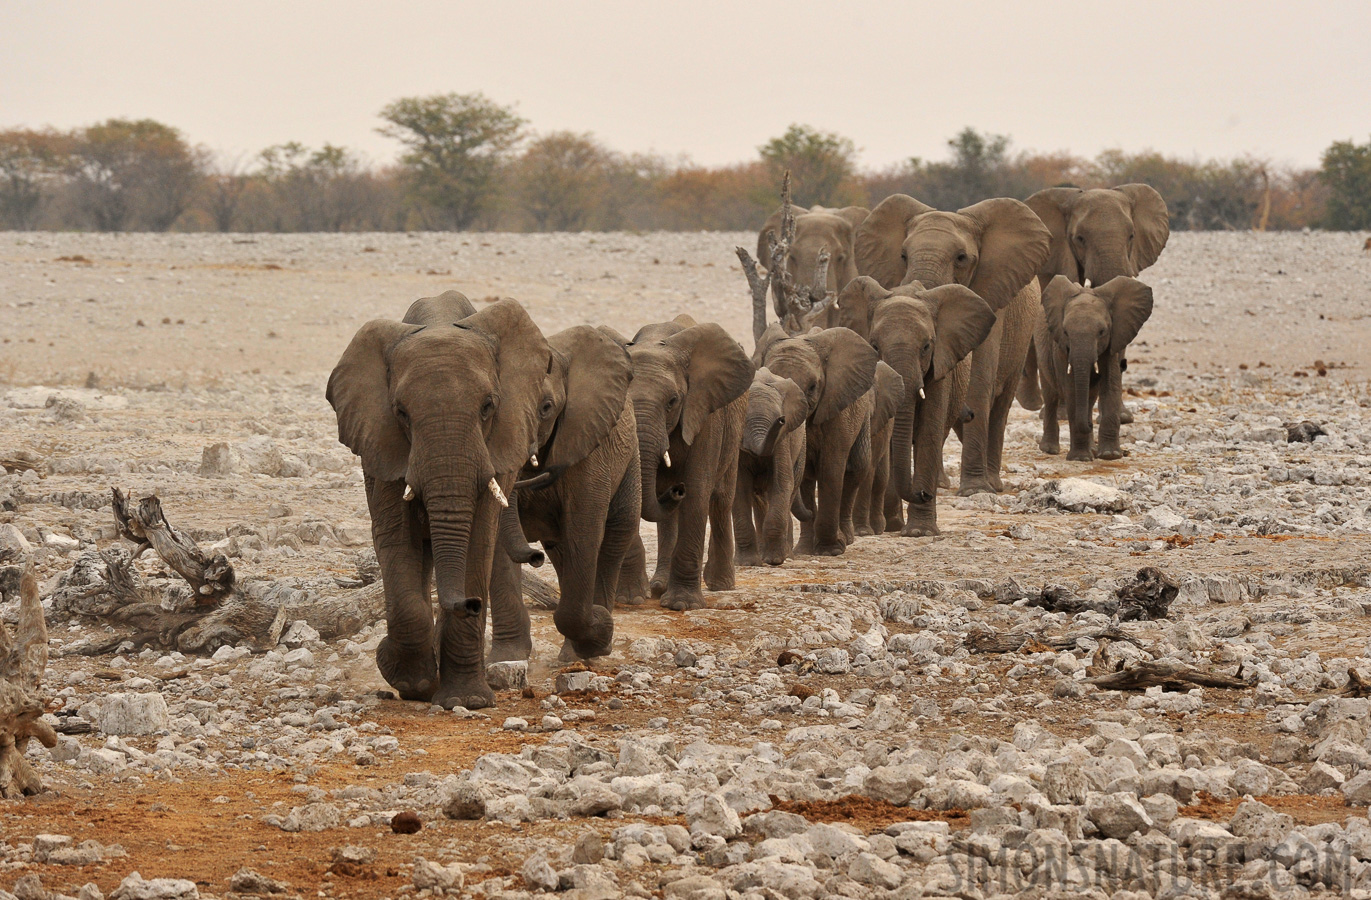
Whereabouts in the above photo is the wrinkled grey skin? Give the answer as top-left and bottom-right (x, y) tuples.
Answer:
(836, 277), (995, 536)
(754, 325), (878, 556)
(327, 292), (549, 710)
(488, 326), (639, 663)
(1019, 184), (1170, 416)
(613, 316), (753, 611)
(855, 195), (1050, 496)
(733, 368), (808, 566)
(757, 204), (870, 297)
(851, 361), (904, 537)
(1036, 276), (1154, 462)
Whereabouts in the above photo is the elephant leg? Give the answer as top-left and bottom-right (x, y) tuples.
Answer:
(813, 440), (850, 556)
(617, 533), (649, 606)
(552, 528), (614, 663)
(984, 382), (1017, 493)
(869, 438), (891, 537)
(795, 464), (818, 554)
(958, 318), (1003, 496)
(595, 463), (639, 612)
(761, 458), (795, 566)
(649, 511), (677, 599)
(1119, 355), (1134, 424)
(487, 550), (531, 665)
(366, 477), (438, 702)
(1039, 355), (1062, 455)
(853, 458), (875, 537)
(1096, 353), (1126, 460)
(904, 380), (952, 537)
(733, 464), (762, 567)
(433, 497), (500, 711)
(704, 484), (736, 591)
(661, 476), (710, 611)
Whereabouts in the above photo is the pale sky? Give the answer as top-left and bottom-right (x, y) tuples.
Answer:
(2, 1), (1368, 171)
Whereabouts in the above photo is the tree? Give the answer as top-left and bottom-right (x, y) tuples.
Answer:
(68, 119), (204, 231)
(1319, 137), (1371, 230)
(512, 132), (612, 231)
(202, 155), (250, 232)
(378, 93), (525, 230)
(253, 142), (373, 231)
(0, 129), (69, 229)
(758, 125), (858, 208)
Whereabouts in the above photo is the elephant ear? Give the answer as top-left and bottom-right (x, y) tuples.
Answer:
(960, 197), (1052, 312)
(1095, 276), (1154, 353)
(920, 285), (996, 382)
(1115, 183), (1170, 272)
(463, 299), (552, 474)
(833, 206), (871, 232)
(834, 276), (889, 339)
(873, 361), (904, 428)
(757, 204), (808, 264)
(326, 319), (419, 482)
(805, 327), (878, 425)
(855, 194), (933, 288)
(668, 323), (753, 445)
(544, 326), (632, 470)
(1040, 275), (1078, 341)
(402, 290), (477, 326)
(1024, 188), (1082, 287)
(752, 322), (789, 368)
(777, 374), (810, 439)
(597, 324), (630, 346)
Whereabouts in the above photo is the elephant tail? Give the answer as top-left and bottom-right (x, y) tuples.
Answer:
(1017, 338), (1044, 411)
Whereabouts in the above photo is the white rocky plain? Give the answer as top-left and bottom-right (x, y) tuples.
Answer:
(1, 231), (1371, 898)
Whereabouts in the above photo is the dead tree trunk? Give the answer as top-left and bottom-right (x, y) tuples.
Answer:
(736, 172), (838, 340)
(0, 567), (56, 798)
(1083, 659), (1249, 691)
(113, 489), (235, 604)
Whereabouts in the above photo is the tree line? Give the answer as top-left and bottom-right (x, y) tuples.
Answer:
(2, 93), (1369, 233)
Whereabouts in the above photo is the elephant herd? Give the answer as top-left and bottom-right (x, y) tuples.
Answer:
(327, 183), (1171, 709)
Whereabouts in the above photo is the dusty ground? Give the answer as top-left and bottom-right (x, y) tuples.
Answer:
(3, 230), (1371, 899)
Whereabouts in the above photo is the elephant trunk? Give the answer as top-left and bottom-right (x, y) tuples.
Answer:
(743, 415), (784, 458)
(892, 401), (917, 502)
(423, 468), (482, 617)
(1083, 244), (1137, 286)
(1070, 345), (1095, 451)
(657, 484), (686, 513)
(904, 254), (954, 290)
(637, 426), (671, 522)
(498, 501), (544, 568)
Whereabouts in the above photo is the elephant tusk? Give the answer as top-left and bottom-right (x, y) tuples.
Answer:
(663, 450), (671, 468)
(530, 453), (539, 467)
(488, 477), (509, 508)
(919, 388), (925, 400)
(402, 484), (414, 502)
(1084, 278), (1092, 289)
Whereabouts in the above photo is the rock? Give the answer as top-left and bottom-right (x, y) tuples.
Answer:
(503, 717), (529, 732)
(674, 648), (698, 668)
(742, 810), (810, 840)
(411, 857), (465, 892)
(813, 648), (852, 674)
(277, 802), (341, 832)
(227, 869), (288, 894)
(234, 436), (285, 476)
(109, 872), (198, 900)
(557, 775), (623, 817)
(848, 852), (904, 889)
(863, 765), (926, 806)
(1304, 761), (1346, 793)
(199, 442), (241, 477)
(1087, 792), (1154, 839)
(1343, 771), (1371, 806)
(1047, 478), (1130, 512)
(864, 695), (905, 732)
(390, 810), (422, 834)
(97, 692), (169, 736)
(442, 781), (487, 820)
(687, 792), (741, 839)
(663, 875), (727, 900)
(279, 620), (319, 647)
(572, 831), (605, 864)
(1042, 760), (1088, 805)
(487, 660), (529, 691)
(557, 670), (594, 693)
(1143, 505), (1186, 531)
(520, 852), (559, 892)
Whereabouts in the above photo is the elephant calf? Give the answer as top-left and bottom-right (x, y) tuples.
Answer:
(734, 368), (808, 566)
(851, 361), (904, 537)
(1036, 275), (1154, 461)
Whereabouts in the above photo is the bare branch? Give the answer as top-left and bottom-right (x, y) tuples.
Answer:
(736, 246), (771, 343)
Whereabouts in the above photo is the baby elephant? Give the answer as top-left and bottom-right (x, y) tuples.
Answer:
(1036, 275), (1154, 461)
(734, 368), (808, 566)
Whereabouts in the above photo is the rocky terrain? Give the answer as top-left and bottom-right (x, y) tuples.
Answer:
(2, 230), (1371, 899)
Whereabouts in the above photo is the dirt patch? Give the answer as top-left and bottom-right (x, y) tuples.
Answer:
(770, 795), (972, 833)
(1182, 792), (1353, 827)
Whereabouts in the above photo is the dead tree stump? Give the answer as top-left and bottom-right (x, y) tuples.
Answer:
(0, 567), (56, 798)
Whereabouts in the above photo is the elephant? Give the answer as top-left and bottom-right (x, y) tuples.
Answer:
(1035, 275), (1154, 462)
(835, 277), (996, 536)
(757, 204), (870, 298)
(851, 361), (904, 537)
(754, 324), (879, 555)
(326, 291), (549, 710)
(488, 325), (639, 663)
(855, 195), (1050, 496)
(1019, 184), (1169, 415)
(614, 316), (753, 611)
(733, 367), (808, 566)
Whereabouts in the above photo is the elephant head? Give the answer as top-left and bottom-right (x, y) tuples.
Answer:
(1026, 185), (1169, 288)
(836, 276), (994, 500)
(742, 367), (809, 459)
(530, 325), (633, 476)
(623, 315), (753, 521)
(754, 324), (879, 428)
(327, 296), (549, 700)
(758, 204), (870, 297)
(854, 195), (1050, 309)
(1041, 275), (1154, 453)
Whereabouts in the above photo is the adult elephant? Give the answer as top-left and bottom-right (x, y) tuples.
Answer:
(327, 292), (549, 710)
(615, 316), (753, 611)
(855, 195), (1050, 495)
(1019, 184), (1169, 414)
(837, 277), (995, 536)
(734, 367), (809, 567)
(488, 325), (638, 663)
(754, 324), (878, 555)
(851, 361), (904, 537)
(757, 204), (870, 298)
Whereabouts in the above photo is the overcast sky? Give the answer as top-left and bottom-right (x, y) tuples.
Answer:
(3, 1), (1368, 171)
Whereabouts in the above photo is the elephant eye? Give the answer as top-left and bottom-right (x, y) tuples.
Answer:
(480, 396), (496, 421)
(1075, 234), (1086, 245)
(666, 394), (679, 410)
(539, 398), (555, 418)
(956, 252), (968, 264)
(923, 340), (932, 354)
(394, 405), (410, 423)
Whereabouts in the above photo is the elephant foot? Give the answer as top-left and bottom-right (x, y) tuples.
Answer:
(814, 540), (846, 557)
(433, 670), (495, 710)
(957, 477), (997, 497)
(648, 574), (669, 599)
(883, 516), (904, 533)
(704, 573), (734, 591)
(558, 636), (612, 663)
(762, 554), (788, 566)
(1066, 449), (1094, 462)
(854, 524), (874, 537)
(1096, 447), (1124, 461)
(376, 636), (437, 702)
(1039, 441), (1061, 455)
(1120, 405), (1134, 425)
(660, 586), (706, 611)
(736, 550), (763, 567)
(989, 472), (1004, 493)
(938, 474), (952, 490)
(901, 522), (940, 537)
(487, 635), (532, 665)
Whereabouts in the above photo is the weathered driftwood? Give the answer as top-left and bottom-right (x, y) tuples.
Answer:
(738, 171), (837, 341)
(113, 488), (235, 604)
(1115, 567), (1179, 622)
(1083, 659), (1249, 692)
(966, 624), (1138, 655)
(0, 567), (56, 798)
